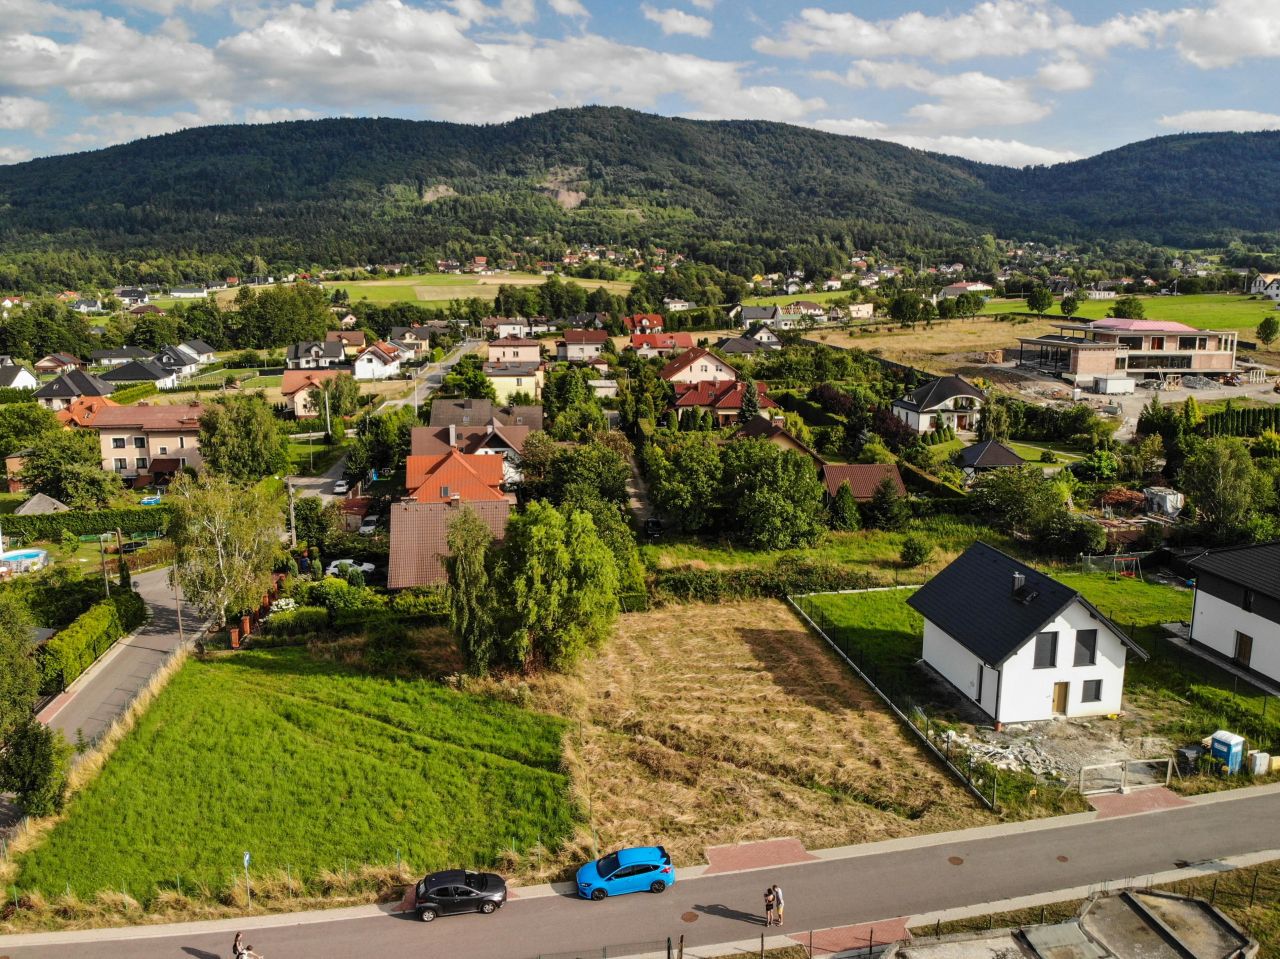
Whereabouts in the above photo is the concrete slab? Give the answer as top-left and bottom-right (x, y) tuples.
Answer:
(796, 917), (910, 955)
(1088, 788), (1191, 819)
(703, 838), (818, 875)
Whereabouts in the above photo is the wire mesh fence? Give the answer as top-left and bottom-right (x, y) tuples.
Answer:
(535, 939), (673, 959)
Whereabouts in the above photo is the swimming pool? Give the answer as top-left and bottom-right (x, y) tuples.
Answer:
(0, 548), (49, 567)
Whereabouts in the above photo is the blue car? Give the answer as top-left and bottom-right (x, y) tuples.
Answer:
(576, 846), (674, 901)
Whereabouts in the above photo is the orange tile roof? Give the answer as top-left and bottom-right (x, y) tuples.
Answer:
(56, 396), (119, 427)
(81, 402), (203, 431)
(281, 369), (341, 396)
(404, 450), (506, 503)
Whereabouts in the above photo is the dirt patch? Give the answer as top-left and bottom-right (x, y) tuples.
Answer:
(541, 166), (588, 210)
(957, 718), (1175, 780)
(421, 183), (457, 202)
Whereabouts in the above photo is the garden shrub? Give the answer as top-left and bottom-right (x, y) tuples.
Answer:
(109, 383), (159, 405)
(900, 535), (933, 568)
(39, 597), (142, 693)
(1, 506), (171, 542)
(0, 387), (37, 406)
(261, 606), (329, 638)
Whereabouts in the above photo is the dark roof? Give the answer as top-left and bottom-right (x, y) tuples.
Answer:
(715, 336), (777, 355)
(739, 306), (780, 321)
(153, 345), (199, 370)
(732, 417), (824, 463)
(821, 463), (906, 500)
(183, 339), (216, 355)
(907, 542), (1145, 666)
(33, 369), (115, 399)
(287, 341), (344, 361)
(1190, 542), (1280, 601)
(895, 376), (986, 413)
(102, 359), (171, 383)
(957, 440), (1024, 470)
(429, 398), (544, 431)
(0, 366), (33, 388)
(90, 347), (151, 362)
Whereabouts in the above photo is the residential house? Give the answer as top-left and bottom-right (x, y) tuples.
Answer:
(353, 341), (404, 380)
(326, 330), (368, 356)
(744, 324), (781, 346)
(623, 313), (664, 334)
(488, 337), (542, 364)
(715, 333), (780, 356)
(737, 305), (792, 329)
(3, 449), (30, 493)
(909, 542), (1147, 724)
(781, 300), (826, 318)
(674, 380), (778, 427)
(557, 330), (610, 362)
(114, 287), (149, 306)
(1017, 319), (1238, 388)
(628, 333), (694, 358)
(1251, 273), (1280, 302)
(169, 286), (207, 299)
(71, 299), (102, 314)
(387, 450), (514, 587)
(589, 379), (619, 400)
(286, 341), (345, 370)
(564, 312), (609, 330)
(389, 326), (435, 356)
(129, 305), (166, 318)
(662, 298), (694, 312)
(484, 361), (543, 402)
(152, 345), (202, 380)
(90, 347), (152, 368)
(938, 281), (993, 299)
(956, 440), (1025, 479)
(55, 396), (117, 428)
(483, 316), (553, 339)
(732, 416), (823, 466)
(281, 370), (343, 419)
(410, 422), (530, 485)
(660, 347), (739, 386)
(83, 402), (205, 480)
(34, 353), (84, 375)
(181, 340), (217, 365)
(1189, 543), (1280, 684)
(891, 376), (986, 434)
(429, 398), (543, 431)
(33, 370), (114, 411)
(103, 359), (178, 391)
(821, 463), (907, 502)
(0, 365), (38, 391)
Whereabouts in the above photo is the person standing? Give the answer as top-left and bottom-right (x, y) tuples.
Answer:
(772, 884), (785, 927)
(763, 887), (777, 926)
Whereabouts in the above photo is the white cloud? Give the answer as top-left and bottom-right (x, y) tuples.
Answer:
(244, 106), (323, 123)
(0, 95), (53, 131)
(641, 5), (712, 38)
(547, 0), (588, 16)
(0, 145), (35, 164)
(1167, 0), (1280, 68)
(811, 117), (888, 136)
(1158, 109), (1280, 132)
(689, 0), (714, 7)
(887, 133), (1079, 167)
(688, 85), (825, 123)
(1036, 56), (1093, 91)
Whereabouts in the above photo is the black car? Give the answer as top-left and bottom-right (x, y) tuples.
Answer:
(413, 870), (507, 922)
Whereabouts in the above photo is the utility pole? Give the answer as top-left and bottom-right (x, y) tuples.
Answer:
(286, 479), (297, 548)
(98, 534), (111, 596)
(324, 387), (332, 439)
(174, 574), (185, 645)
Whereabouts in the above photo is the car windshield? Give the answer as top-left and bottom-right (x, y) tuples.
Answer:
(465, 872), (487, 890)
(597, 853), (620, 877)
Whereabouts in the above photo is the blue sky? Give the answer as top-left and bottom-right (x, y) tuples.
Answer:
(2, 0), (1278, 166)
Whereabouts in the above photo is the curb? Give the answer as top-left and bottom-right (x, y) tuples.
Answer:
(36, 619), (151, 726)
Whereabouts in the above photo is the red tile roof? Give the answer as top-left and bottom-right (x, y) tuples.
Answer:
(80, 402), (204, 432)
(404, 450), (507, 503)
(673, 380), (777, 412)
(281, 369), (341, 396)
(630, 333), (694, 351)
(623, 313), (664, 333)
(821, 464), (907, 501)
(56, 396), (119, 427)
(387, 500), (509, 588)
(561, 330), (610, 345)
(411, 424), (531, 456)
(660, 347), (739, 382)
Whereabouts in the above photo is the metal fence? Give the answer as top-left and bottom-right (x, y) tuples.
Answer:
(536, 939), (672, 959)
(536, 931), (896, 959)
(1079, 758), (1172, 795)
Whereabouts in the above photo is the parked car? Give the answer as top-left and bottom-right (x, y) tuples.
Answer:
(413, 869), (507, 922)
(358, 514), (380, 535)
(332, 479), (350, 495)
(575, 847), (674, 901)
(325, 559), (375, 577)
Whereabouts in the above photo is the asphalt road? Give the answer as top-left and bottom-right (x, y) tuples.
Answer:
(381, 339), (481, 412)
(9, 790), (1280, 959)
(41, 568), (186, 744)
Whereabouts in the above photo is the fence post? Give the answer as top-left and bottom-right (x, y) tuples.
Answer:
(761, 933), (765, 958)
(1250, 870), (1259, 907)
(868, 926), (874, 956)
(667, 936), (672, 959)
(1211, 876), (1218, 904)
(991, 774), (998, 811)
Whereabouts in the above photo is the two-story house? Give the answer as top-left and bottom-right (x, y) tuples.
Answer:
(102, 359), (178, 391)
(660, 347), (739, 386)
(628, 333), (694, 358)
(325, 330), (367, 357)
(487, 337), (542, 364)
(1189, 542), (1280, 685)
(891, 376), (985, 433)
(286, 341), (345, 370)
(33, 370), (115, 411)
(352, 341), (403, 380)
(556, 330), (609, 362)
(1251, 273), (1280, 302)
(83, 403), (204, 480)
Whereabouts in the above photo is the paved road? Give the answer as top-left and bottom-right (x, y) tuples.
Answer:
(8, 789), (1280, 959)
(381, 339), (481, 412)
(39, 569), (186, 744)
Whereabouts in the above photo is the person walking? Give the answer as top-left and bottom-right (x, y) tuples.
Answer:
(772, 884), (785, 927)
(763, 887), (777, 926)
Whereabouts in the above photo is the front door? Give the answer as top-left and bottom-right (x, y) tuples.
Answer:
(1235, 632), (1254, 668)
(1052, 682), (1069, 716)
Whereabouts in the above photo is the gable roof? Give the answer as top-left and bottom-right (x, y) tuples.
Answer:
(1190, 542), (1280, 602)
(410, 424), (531, 457)
(56, 396), (118, 426)
(630, 332), (694, 351)
(281, 369), (341, 397)
(357, 340), (403, 363)
(956, 440), (1024, 470)
(895, 376), (985, 412)
(34, 369), (115, 400)
(14, 493), (70, 515)
(102, 359), (172, 383)
(660, 347), (738, 381)
(287, 341), (344, 361)
(429, 399), (543, 430)
(623, 313), (663, 332)
(821, 463), (906, 500)
(90, 347), (151, 362)
(733, 417), (824, 463)
(739, 306), (780, 321)
(907, 542), (1145, 666)
(387, 499), (510, 589)
(561, 330), (610, 345)
(673, 380), (777, 412)
(153, 344), (200, 369)
(404, 450), (507, 503)
(325, 330), (366, 346)
(36, 352), (82, 367)
(716, 335), (778, 355)
(0, 366), (34, 389)
(182, 339), (217, 355)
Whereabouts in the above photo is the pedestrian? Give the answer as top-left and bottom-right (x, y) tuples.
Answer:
(772, 884), (784, 927)
(763, 887), (777, 926)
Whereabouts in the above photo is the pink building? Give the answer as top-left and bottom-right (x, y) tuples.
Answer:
(1017, 319), (1237, 387)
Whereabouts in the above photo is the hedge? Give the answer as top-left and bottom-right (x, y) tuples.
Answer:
(899, 461), (968, 500)
(1202, 406), (1280, 438)
(650, 558), (878, 604)
(3, 506), (171, 542)
(0, 387), (37, 405)
(122, 542), (177, 572)
(39, 592), (148, 694)
(110, 383), (159, 405)
(260, 605), (329, 637)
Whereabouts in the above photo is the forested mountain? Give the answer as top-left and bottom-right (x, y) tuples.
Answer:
(1, 107), (1278, 285)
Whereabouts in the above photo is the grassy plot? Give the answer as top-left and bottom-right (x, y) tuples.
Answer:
(15, 648), (576, 901)
(977, 293), (1279, 332)
(337, 273), (632, 305)
(286, 438), (346, 476)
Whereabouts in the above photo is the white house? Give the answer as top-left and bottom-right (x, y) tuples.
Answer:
(0, 364), (38, 391)
(169, 286), (207, 299)
(1189, 543), (1280, 684)
(556, 330), (609, 362)
(353, 341), (403, 380)
(286, 341), (345, 370)
(1250, 274), (1280, 302)
(891, 376), (986, 434)
(659, 347), (739, 386)
(938, 281), (993, 299)
(909, 543), (1146, 725)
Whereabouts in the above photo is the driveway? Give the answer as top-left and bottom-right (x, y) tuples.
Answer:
(381, 339), (482, 412)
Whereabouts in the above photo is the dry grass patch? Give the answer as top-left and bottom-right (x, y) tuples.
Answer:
(810, 317), (1056, 372)
(500, 601), (994, 878)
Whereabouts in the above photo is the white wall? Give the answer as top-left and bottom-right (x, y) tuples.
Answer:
(922, 622), (998, 718)
(1192, 590), (1280, 684)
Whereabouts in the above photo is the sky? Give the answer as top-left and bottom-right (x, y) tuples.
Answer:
(2, 0), (1279, 167)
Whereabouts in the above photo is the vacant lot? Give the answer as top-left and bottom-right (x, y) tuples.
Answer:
(15, 648), (575, 902)
(507, 600), (994, 878)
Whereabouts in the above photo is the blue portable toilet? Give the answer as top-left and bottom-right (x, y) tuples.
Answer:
(1211, 730), (1245, 774)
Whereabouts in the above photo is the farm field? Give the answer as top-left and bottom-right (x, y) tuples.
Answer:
(14, 648), (576, 902)
(336, 273), (633, 305)
(978, 293), (1278, 332)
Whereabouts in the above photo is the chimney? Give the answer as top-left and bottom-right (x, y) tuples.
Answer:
(448, 424), (457, 448)
(1012, 572), (1025, 594)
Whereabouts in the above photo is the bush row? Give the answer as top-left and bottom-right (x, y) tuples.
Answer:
(4, 506), (171, 542)
(899, 461), (968, 500)
(260, 605), (329, 637)
(122, 542), (177, 572)
(109, 383), (159, 405)
(650, 558), (879, 604)
(1201, 406), (1280, 439)
(0, 387), (37, 406)
(39, 592), (148, 693)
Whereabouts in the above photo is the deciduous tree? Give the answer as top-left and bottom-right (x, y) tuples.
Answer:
(0, 594), (37, 745)
(1257, 316), (1279, 347)
(446, 507), (495, 675)
(1180, 437), (1259, 544)
(0, 717), (72, 817)
(20, 429), (122, 508)
(199, 394), (288, 481)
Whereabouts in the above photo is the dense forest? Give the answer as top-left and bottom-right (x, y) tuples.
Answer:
(1, 107), (1279, 289)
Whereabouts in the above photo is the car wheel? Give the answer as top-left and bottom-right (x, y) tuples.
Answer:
(650, 880), (667, 894)
(480, 901), (497, 915)
(418, 908), (437, 922)
(590, 888), (607, 901)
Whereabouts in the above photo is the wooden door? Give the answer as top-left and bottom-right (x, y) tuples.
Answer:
(1052, 682), (1069, 716)
(1235, 632), (1253, 668)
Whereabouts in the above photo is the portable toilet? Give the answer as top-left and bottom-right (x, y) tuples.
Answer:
(1211, 730), (1245, 774)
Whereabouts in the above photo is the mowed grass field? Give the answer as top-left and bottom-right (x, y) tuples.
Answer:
(337, 273), (633, 305)
(16, 649), (576, 901)
(977, 293), (1278, 332)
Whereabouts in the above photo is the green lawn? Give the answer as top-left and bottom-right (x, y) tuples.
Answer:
(979, 293), (1279, 333)
(1005, 441), (1084, 463)
(0, 491), (25, 514)
(337, 273), (632, 305)
(16, 648), (576, 902)
(189, 367), (259, 386)
(743, 290), (854, 308)
(287, 439), (346, 476)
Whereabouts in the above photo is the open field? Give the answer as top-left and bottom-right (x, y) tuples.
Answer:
(743, 290), (854, 308)
(978, 293), (1279, 332)
(336, 273), (633, 305)
(14, 647), (575, 901)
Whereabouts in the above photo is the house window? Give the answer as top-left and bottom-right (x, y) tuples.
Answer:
(1150, 336), (1165, 350)
(158, 446), (168, 455)
(114, 458), (127, 471)
(1119, 336), (1143, 349)
(1115, 357), (1128, 370)
(1243, 589), (1254, 613)
(135, 457), (148, 469)
(179, 437), (186, 449)
(1033, 631), (1058, 669)
(133, 437), (146, 448)
(112, 437), (126, 449)
(1074, 629), (1098, 667)
(1082, 680), (1103, 703)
